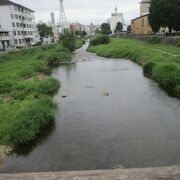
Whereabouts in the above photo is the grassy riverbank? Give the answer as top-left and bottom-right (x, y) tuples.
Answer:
(88, 38), (180, 97)
(0, 44), (71, 145)
(75, 38), (85, 49)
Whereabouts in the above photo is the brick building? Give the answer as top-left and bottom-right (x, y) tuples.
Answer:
(131, 15), (153, 35)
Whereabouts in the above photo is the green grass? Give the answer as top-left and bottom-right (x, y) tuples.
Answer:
(0, 44), (71, 145)
(88, 38), (180, 97)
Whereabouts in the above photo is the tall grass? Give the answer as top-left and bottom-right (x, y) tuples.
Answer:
(0, 43), (71, 145)
(88, 38), (180, 97)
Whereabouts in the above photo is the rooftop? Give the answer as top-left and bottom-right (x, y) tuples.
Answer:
(0, 0), (34, 12)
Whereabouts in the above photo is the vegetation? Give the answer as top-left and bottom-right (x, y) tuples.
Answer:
(149, 0), (180, 33)
(75, 38), (84, 49)
(37, 23), (53, 42)
(114, 22), (123, 34)
(101, 23), (112, 35)
(0, 44), (71, 145)
(88, 38), (180, 97)
(90, 35), (111, 46)
(60, 29), (76, 52)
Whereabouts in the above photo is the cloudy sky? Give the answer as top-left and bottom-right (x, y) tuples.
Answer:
(13, 0), (140, 25)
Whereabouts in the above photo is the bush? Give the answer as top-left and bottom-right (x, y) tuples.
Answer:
(12, 77), (60, 100)
(47, 52), (71, 67)
(147, 36), (161, 44)
(0, 79), (17, 93)
(175, 38), (180, 47)
(90, 35), (111, 46)
(152, 63), (180, 96)
(143, 61), (156, 78)
(0, 97), (55, 145)
(60, 29), (76, 52)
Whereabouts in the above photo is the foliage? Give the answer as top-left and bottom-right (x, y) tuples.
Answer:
(90, 35), (111, 46)
(175, 38), (180, 47)
(127, 25), (131, 34)
(60, 29), (76, 52)
(101, 23), (112, 35)
(0, 43), (71, 145)
(37, 23), (53, 41)
(114, 22), (123, 34)
(147, 36), (161, 44)
(149, 0), (180, 33)
(0, 97), (55, 145)
(88, 38), (180, 97)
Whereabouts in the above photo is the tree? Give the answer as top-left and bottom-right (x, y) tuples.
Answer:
(81, 31), (87, 37)
(149, 0), (180, 34)
(114, 22), (123, 34)
(37, 23), (53, 42)
(101, 23), (112, 35)
(127, 25), (131, 34)
(60, 29), (76, 52)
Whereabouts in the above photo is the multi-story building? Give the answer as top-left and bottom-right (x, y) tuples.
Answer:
(0, 27), (10, 51)
(0, 0), (37, 48)
(107, 7), (125, 33)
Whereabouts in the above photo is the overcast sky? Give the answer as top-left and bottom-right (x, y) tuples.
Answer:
(12, 0), (140, 25)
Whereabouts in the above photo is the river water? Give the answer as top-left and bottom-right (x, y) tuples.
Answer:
(0, 43), (180, 173)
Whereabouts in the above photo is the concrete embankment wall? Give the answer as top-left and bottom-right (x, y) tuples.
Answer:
(0, 166), (180, 180)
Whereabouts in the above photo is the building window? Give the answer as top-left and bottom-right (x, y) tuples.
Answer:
(14, 39), (18, 44)
(13, 31), (16, 36)
(11, 14), (14, 19)
(19, 15), (21, 19)
(16, 23), (19, 27)
(15, 14), (18, 19)
(12, 23), (15, 27)
(19, 39), (22, 44)
(18, 31), (20, 35)
(14, 6), (18, 11)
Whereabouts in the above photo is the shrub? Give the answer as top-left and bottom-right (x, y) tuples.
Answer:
(143, 61), (156, 78)
(60, 29), (76, 52)
(152, 63), (180, 96)
(0, 97), (55, 145)
(47, 52), (71, 67)
(147, 36), (161, 44)
(175, 38), (180, 47)
(90, 35), (111, 46)
(0, 79), (17, 93)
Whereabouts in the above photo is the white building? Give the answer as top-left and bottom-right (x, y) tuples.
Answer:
(0, 27), (10, 51)
(107, 7), (126, 33)
(0, 0), (37, 48)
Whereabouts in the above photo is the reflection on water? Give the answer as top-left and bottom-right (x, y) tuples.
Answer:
(0, 44), (180, 173)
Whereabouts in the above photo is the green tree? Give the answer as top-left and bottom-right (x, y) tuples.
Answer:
(101, 23), (112, 35)
(60, 29), (76, 52)
(149, 0), (180, 34)
(114, 22), (123, 34)
(127, 25), (131, 34)
(37, 23), (53, 42)
(81, 31), (87, 37)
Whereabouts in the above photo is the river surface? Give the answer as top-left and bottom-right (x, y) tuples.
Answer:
(0, 43), (180, 173)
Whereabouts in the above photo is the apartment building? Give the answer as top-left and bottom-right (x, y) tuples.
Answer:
(0, 27), (10, 51)
(0, 0), (37, 48)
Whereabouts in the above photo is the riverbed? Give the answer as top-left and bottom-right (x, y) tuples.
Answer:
(0, 43), (180, 173)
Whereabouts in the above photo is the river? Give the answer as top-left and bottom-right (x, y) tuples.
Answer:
(0, 42), (180, 173)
